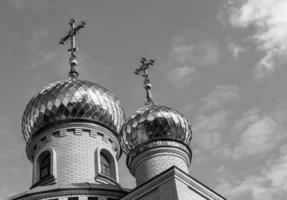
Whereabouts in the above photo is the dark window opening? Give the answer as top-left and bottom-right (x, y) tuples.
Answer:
(100, 153), (111, 177)
(40, 153), (51, 179)
(68, 197), (78, 200)
(88, 197), (99, 200)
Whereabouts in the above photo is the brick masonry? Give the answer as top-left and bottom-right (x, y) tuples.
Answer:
(130, 145), (191, 186)
(30, 122), (120, 185)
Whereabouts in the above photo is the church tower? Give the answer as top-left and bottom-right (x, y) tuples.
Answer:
(120, 58), (192, 186)
(10, 19), (226, 200)
(119, 59), (225, 200)
(11, 19), (127, 200)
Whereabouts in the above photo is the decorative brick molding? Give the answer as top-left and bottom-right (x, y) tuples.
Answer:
(9, 183), (127, 200)
(27, 122), (121, 161)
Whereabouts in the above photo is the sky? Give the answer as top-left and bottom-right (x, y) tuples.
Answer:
(0, 0), (287, 199)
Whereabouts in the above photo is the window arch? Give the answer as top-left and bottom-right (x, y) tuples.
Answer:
(39, 151), (51, 179)
(100, 153), (111, 177)
(32, 148), (57, 187)
(95, 147), (118, 183)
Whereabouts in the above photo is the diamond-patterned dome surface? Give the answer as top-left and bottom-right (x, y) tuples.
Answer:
(22, 79), (125, 142)
(120, 104), (191, 154)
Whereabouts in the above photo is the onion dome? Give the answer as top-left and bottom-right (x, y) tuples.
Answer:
(120, 58), (192, 154)
(22, 79), (125, 142)
(120, 104), (191, 154)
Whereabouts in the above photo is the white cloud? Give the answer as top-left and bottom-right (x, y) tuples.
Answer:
(193, 111), (229, 150)
(192, 85), (240, 150)
(228, 106), (287, 160)
(228, 0), (287, 79)
(166, 31), (219, 88)
(264, 145), (287, 190)
(232, 116), (278, 160)
(231, 108), (260, 132)
(216, 144), (287, 200)
(202, 85), (240, 111)
(228, 41), (246, 59)
(166, 65), (195, 89)
(171, 36), (219, 67)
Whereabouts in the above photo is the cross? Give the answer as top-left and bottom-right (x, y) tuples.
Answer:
(59, 18), (86, 79)
(134, 57), (156, 105)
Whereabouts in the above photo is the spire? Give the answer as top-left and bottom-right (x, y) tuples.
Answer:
(59, 18), (86, 79)
(134, 57), (156, 105)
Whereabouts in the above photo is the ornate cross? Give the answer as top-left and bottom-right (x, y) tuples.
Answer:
(59, 18), (86, 79)
(134, 57), (156, 105)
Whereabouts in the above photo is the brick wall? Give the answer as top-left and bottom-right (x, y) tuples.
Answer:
(31, 123), (119, 185)
(134, 151), (188, 185)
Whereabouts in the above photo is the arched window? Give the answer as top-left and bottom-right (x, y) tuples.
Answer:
(95, 148), (119, 183)
(100, 153), (111, 177)
(39, 152), (51, 179)
(32, 148), (56, 187)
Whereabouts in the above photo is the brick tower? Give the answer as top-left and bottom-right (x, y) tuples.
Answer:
(120, 58), (192, 186)
(120, 104), (192, 186)
(10, 19), (127, 200)
(119, 59), (225, 200)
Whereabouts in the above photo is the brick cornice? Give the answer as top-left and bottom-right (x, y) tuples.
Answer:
(9, 184), (127, 200)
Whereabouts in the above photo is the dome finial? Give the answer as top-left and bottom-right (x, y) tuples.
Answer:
(134, 57), (156, 105)
(59, 18), (86, 79)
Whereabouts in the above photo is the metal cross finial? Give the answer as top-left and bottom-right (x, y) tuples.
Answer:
(134, 57), (156, 105)
(59, 18), (86, 79)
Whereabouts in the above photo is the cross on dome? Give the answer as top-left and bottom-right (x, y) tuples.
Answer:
(134, 57), (156, 105)
(59, 18), (86, 79)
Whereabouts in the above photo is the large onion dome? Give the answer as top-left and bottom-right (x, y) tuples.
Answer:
(22, 79), (125, 142)
(120, 104), (192, 154)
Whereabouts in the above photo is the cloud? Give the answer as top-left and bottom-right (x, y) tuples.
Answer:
(265, 146), (287, 190)
(228, 41), (246, 59)
(166, 65), (195, 89)
(227, 0), (287, 79)
(193, 111), (229, 150)
(232, 116), (278, 160)
(216, 144), (287, 200)
(227, 106), (287, 160)
(192, 85), (240, 150)
(166, 31), (219, 88)
(193, 88), (286, 161)
(202, 85), (240, 111)
(231, 108), (260, 132)
(171, 35), (219, 67)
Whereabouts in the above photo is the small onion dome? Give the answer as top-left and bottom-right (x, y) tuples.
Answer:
(22, 79), (125, 142)
(120, 104), (192, 154)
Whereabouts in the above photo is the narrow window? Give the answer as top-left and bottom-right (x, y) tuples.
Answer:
(88, 197), (98, 200)
(68, 197), (78, 200)
(100, 153), (111, 177)
(39, 152), (51, 179)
